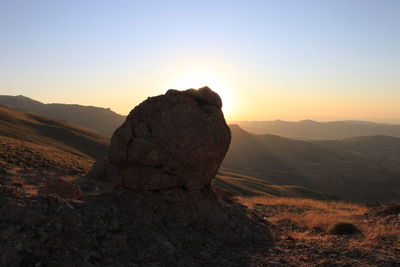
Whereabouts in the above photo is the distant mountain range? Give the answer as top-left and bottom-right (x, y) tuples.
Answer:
(0, 95), (125, 135)
(235, 120), (400, 140)
(223, 125), (400, 202)
(3, 95), (400, 140)
(1, 95), (400, 202)
(0, 106), (336, 200)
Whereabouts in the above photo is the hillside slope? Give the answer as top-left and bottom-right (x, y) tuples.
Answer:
(223, 125), (400, 202)
(0, 135), (92, 174)
(0, 107), (335, 201)
(0, 95), (125, 135)
(2, 105), (400, 202)
(236, 120), (400, 140)
(0, 107), (110, 159)
(216, 170), (338, 200)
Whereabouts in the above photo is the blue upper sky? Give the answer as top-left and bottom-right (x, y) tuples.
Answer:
(1, 0), (399, 122)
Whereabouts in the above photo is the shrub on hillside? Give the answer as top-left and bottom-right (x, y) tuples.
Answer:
(327, 222), (361, 235)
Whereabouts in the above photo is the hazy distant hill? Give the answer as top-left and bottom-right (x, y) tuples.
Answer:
(0, 107), (109, 160)
(0, 95), (125, 135)
(236, 120), (400, 140)
(223, 125), (400, 202)
(2, 101), (400, 202)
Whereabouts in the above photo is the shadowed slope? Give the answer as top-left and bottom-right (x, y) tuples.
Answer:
(0, 107), (110, 159)
(223, 125), (400, 202)
(216, 170), (338, 200)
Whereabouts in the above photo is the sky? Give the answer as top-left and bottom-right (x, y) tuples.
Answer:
(0, 0), (399, 122)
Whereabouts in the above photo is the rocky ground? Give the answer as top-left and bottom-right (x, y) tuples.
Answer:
(1, 178), (399, 266)
(0, 181), (273, 267)
(1, 87), (399, 266)
(0, 88), (273, 267)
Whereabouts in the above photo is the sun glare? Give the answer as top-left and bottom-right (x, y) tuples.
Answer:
(167, 72), (235, 118)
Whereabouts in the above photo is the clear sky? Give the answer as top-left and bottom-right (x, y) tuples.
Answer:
(1, 0), (399, 122)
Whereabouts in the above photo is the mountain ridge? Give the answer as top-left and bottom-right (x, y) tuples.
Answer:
(0, 95), (125, 135)
(0, 107), (338, 201)
(234, 119), (400, 140)
(3, 95), (400, 140)
(223, 124), (400, 202)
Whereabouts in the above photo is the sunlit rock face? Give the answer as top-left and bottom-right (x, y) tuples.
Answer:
(103, 86), (231, 191)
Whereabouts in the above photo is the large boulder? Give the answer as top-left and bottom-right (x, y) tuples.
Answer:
(101, 87), (231, 191)
(0, 88), (274, 266)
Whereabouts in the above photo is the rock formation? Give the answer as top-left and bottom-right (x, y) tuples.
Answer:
(91, 86), (231, 191)
(0, 88), (272, 266)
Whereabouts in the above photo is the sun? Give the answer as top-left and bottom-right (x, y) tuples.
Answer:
(167, 72), (235, 117)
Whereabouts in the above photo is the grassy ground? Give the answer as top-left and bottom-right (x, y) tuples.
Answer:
(238, 196), (400, 266)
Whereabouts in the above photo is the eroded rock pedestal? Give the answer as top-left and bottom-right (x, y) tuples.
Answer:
(91, 87), (231, 191)
(0, 88), (272, 267)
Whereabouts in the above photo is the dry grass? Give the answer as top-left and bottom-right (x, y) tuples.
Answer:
(238, 196), (399, 252)
(240, 196), (366, 213)
(250, 197), (365, 236)
(0, 135), (92, 173)
(239, 197), (366, 230)
(349, 223), (400, 250)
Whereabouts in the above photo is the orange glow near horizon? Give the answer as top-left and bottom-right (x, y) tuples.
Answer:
(167, 72), (237, 120)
